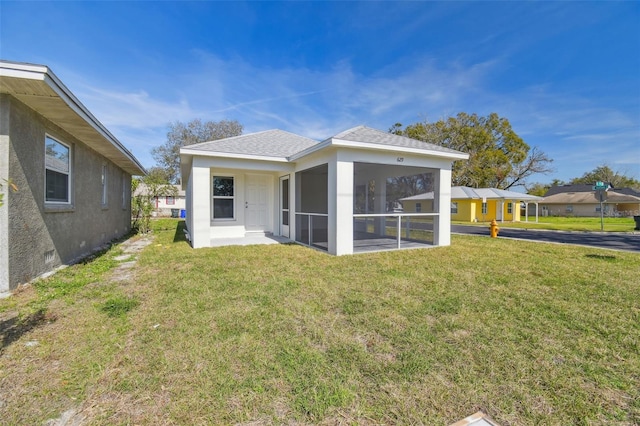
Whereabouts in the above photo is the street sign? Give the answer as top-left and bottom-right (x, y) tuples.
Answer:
(593, 181), (609, 191)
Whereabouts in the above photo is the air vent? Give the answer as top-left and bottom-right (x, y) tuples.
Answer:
(44, 250), (55, 264)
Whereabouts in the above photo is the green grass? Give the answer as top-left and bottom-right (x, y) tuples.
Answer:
(1, 219), (638, 425)
(456, 215), (638, 232)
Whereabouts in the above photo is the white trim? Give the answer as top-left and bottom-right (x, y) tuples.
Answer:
(44, 134), (72, 205)
(101, 163), (108, 207)
(211, 175), (236, 221)
(180, 148), (289, 163)
(331, 138), (470, 160)
(279, 175), (290, 238)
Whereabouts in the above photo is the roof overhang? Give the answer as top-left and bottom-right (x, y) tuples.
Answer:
(0, 61), (145, 176)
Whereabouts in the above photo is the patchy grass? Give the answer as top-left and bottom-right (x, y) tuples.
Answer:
(456, 216), (638, 232)
(1, 220), (639, 425)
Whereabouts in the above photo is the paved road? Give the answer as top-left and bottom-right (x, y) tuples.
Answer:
(452, 224), (640, 253)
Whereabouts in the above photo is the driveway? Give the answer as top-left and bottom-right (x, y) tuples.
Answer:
(452, 224), (640, 253)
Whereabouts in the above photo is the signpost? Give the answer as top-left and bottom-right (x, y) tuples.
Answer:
(592, 182), (611, 231)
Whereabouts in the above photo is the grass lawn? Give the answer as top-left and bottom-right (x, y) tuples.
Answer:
(455, 216), (639, 232)
(1, 219), (639, 425)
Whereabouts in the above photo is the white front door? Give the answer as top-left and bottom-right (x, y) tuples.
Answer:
(245, 175), (270, 232)
(280, 175), (290, 238)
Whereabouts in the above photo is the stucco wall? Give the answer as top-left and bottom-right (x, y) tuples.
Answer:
(3, 94), (132, 291)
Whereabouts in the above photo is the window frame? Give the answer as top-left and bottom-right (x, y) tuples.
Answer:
(481, 202), (487, 215)
(212, 175), (235, 220)
(122, 174), (127, 210)
(101, 163), (108, 207)
(451, 202), (458, 214)
(507, 202), (513, 214)
(166, 196), (175, 205)
(44, 135), (72, 205)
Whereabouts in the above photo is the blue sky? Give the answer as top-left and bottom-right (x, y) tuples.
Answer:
(2, 1), (639, 186)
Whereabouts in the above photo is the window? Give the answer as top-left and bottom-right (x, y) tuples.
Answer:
(212, 176), (234, 219)
(451, 202), (458, 214)
(45, 136), (71, 203)
(566, 205), (573, 213)
(122, 175), (127, 209)
(507, 202), (513, 214)
(482, 202), (487, 214)
(416, 202), (422, 213)
(166, 196), (175, 205)
(101, 164), (108, 206)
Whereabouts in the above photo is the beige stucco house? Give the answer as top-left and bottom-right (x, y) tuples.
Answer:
(0, 61), (145, 294)
(180, 126), (468, 255)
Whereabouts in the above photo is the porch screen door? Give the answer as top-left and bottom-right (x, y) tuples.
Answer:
(280, 176), (290, 238)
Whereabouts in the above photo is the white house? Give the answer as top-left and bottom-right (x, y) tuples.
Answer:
(179, 126), (468, 255)
(133, 183), (186, 217)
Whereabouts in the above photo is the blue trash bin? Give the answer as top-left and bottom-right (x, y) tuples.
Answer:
(180, 209), (186, 218)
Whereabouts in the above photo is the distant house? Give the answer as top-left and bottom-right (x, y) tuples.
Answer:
(0, 61), (145, 294)
(401, 186), (543, 222)
(541, 185), (640, 217)
(180, 126), (468, 255)
(133, 183), (186, 217)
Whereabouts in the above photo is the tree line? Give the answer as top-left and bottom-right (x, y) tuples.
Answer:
(134, 113), (637, 221)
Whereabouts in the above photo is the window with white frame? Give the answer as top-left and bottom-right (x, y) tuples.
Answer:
(45, 136), (71, 203)
(416, 202), (422, 213)
(122, 175), (127, 209)
(101, 164), (108, 206)
(212, 176), (234, 219)
(451, 202), (458, 214)
(166, 196), (175, 205)
(507, 202), (513, 214)
(482, 202), (487, 214)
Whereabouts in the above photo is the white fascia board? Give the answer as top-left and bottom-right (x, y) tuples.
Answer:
(0, 63), (48, 79)
(330, 138), (470, 160)
(42, 73), (146, 175)
(288, 139), (333, 161)
(179, 148), (290, 163)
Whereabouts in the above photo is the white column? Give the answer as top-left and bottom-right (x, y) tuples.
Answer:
(434, 168), (452, 246)
(373, 172), (387, 235)
(190, 162), (211, 248)
(329, 160), (354, 255)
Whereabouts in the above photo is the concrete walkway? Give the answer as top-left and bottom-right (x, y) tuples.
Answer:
(209, 234), (291, 247)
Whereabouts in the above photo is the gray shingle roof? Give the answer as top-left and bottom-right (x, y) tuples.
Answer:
(542, 191), (640, 204)
(184, 129), (319, 158)
(330, 125), (466, 156)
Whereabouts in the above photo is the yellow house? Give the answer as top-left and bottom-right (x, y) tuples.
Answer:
(401, 186), (542, 223)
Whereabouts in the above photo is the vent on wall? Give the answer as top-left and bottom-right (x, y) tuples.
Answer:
(44, 250), (55, 264)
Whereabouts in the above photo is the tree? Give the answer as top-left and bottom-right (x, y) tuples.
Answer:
(525, 182), (551, 197)
(131, 167), (178, 234)
(152, 119), (243, 183)
(0, 179), (18, 208)
(391, 113), (553, 190)
(569, 164), (640, 189)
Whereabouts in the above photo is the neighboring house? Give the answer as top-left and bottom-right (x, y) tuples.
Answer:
(180, 126), (468, 255)
(0, 60), (145, 294)
(133, 183), (186, 216)
(401, 186), (543, 222)
(540, 188), (640, 217)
